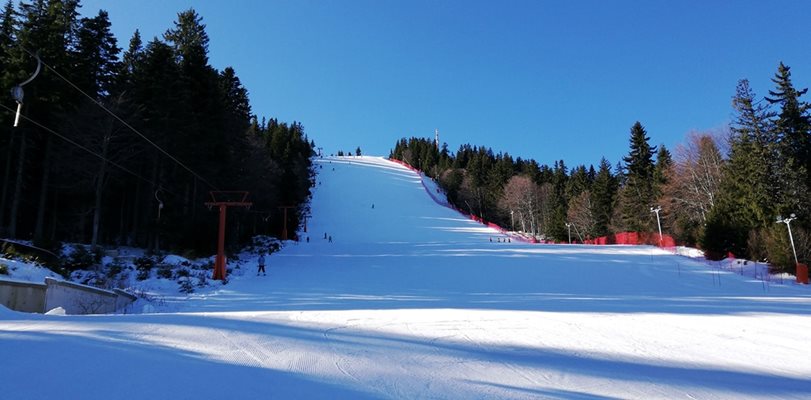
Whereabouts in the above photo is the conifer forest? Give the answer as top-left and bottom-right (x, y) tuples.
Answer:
(0, 1), (315, 255)
(391, 65), (811, 272)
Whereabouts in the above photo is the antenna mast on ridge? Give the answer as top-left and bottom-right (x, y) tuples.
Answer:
(435, 128), (439, 150)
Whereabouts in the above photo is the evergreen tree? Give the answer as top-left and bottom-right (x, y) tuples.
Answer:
(717, 79), (776, 229)
(653, 144), (672, 199)
(0, 0), (18, 230)
(619, 122), (657, 232)
(703, 76), (797, 261)
(766, 62), (810, 221)
(117, 29), (143, 89)
(590, 158), (616, 237)
(73, 10), (120, 98)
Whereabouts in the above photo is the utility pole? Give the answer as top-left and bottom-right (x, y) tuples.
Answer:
(205, 191), (252, 281)
(435, 129), (439, 150)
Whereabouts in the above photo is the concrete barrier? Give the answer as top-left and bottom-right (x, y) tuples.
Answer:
(0, 277), (136, 315)
(0, 278), (46, 313)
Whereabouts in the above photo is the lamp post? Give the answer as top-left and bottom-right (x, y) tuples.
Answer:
(650, 206), (663, 245)
(510, 210), (514, 232)
(776, 214), (799, 264)
(565, 222), (572, 244)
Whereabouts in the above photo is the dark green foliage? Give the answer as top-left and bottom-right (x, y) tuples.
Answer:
(590, 158), (617, 237)
(618, 122), (657, 232)
(653, 145), (672, 199)
(178, 277), (194, 293)
(700, 209), (748, 260)
(135, 256), (155, 280)
(0, 263), (8, 275)
(766, 62), (810, 223)
(709, 80), (775, 258)
(62, 245), (101, 272)
(156, 264), (173, 279)
(391, 138), (617, 241)
(698, 65), (810, 271)
(0, 4), (314, 253)
(106, 261), (124, 278)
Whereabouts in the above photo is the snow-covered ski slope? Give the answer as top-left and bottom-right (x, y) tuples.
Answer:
(2, 156), (811, 400)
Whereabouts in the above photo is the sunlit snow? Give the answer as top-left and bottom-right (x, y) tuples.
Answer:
(2, 156), (810, 399)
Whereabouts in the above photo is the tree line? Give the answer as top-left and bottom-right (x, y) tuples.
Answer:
(0, 1), (315, 256)
(391, 63), (810, 272)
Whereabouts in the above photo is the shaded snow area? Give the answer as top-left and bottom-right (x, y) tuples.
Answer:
(2, 156), (811, 400)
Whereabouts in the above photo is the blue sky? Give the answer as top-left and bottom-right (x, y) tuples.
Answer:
(80, 0), (811, 168)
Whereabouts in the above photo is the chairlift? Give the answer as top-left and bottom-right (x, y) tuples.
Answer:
(11, 52), (42, 127)
(155, 189), (164, 220)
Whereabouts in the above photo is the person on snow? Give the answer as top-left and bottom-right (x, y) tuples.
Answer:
(257, 252), (267, 276)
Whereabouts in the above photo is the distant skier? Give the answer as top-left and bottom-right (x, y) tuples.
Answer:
(257, 252), (266, 276)
(324, 232), (327, 239)
(328, 235), (333, 243)
(372, 203), (375, 209)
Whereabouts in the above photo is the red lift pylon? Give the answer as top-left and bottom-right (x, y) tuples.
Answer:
(278, 205), (295, 241)
(205, 191), (252, 280)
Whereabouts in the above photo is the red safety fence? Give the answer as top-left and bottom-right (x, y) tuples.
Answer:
(388, 158), (674, 248)
(797, 263), (809, 284)
(583, 232), (676, 247)
(388, 158), (534, 243)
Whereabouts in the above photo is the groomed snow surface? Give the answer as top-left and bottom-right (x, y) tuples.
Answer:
(2, 156), (811, 399)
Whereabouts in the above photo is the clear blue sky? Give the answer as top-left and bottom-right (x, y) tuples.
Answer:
(81, 0), (811, 168)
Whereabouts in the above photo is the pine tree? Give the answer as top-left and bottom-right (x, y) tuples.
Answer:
(8, 0), (81, 239)
(117, 29), (143, 89)
(653, 144), (672, 199)
(619, 122), (657, 232)
(718, 79), (776, 229)
(590, 158), (616, 237)
(766, 62), (810, 222)
(0, 0), (18, 231)
(73, 10), (120, 98)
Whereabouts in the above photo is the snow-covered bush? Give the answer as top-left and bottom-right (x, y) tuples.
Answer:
(178, 277), (194, 293)
(135, 256), (156, 281)
(250, 235), (282, 254)
(62, 245), (102, 273)
(106, 260), (125, 278)
(156, 264), (173, 279)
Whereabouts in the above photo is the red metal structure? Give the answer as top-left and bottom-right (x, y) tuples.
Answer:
(205, 191), (252, 280)
(278, 205), (295, 241)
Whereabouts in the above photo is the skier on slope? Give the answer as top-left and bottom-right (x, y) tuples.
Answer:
(257, 252), (267, 276)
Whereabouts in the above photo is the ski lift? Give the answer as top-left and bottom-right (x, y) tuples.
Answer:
(155, 189), (164, 220)
(11, 52), (42, 127)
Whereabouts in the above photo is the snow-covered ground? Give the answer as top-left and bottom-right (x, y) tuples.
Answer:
(2, 156), (810, 399)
